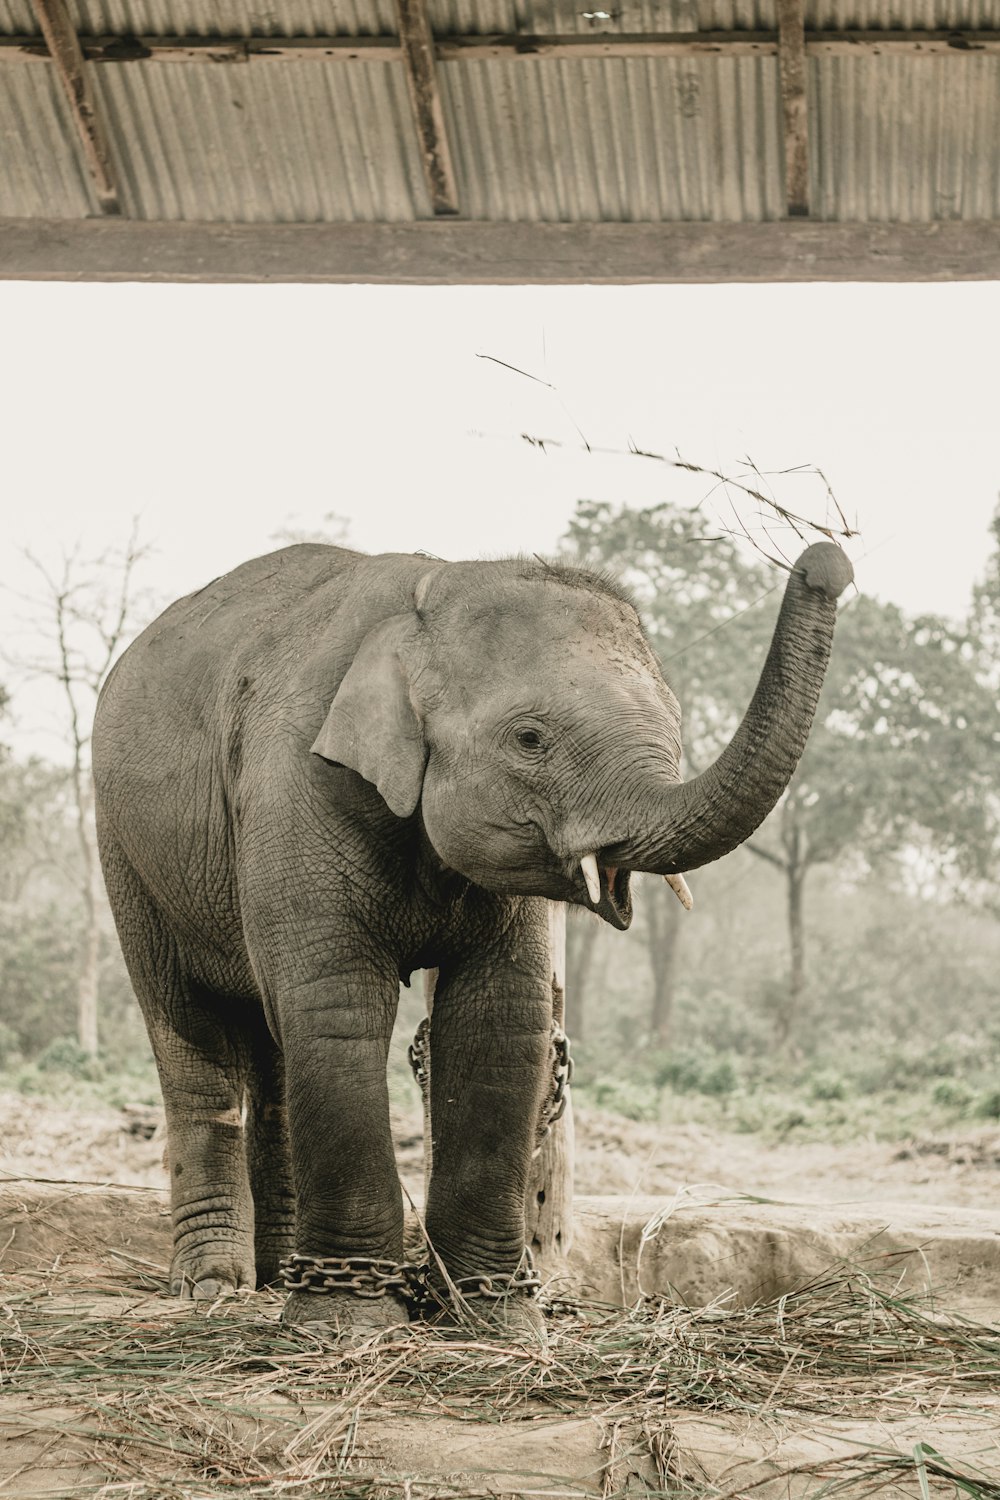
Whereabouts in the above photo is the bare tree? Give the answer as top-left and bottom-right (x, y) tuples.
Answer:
(7, 525), (148, 1055)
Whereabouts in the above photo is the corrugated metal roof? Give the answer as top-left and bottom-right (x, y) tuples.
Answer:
(87, 58), (431, 221)
(442, 55), (783, 221)
(2, 0), (999, 229)
(812, 53), (1000, 221)
(0, 61), (99, 216)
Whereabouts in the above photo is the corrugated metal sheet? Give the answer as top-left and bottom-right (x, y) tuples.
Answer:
(2, 0), (999, 227)
(0, 2), (40, 31)
(442, 55), (784, 220)
(0, 0), (778, 35)
(807, 0), (1000, 24)
(60, 3), (399, 37)
(0, 62), (98, 216)
(812, 53), (1000, 220)
(88, 59), (432, 221)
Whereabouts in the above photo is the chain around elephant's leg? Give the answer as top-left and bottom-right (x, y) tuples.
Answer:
(421, 903), (552, 1341)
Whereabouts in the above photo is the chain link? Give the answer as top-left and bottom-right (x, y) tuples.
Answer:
(542, 1026), (574, 1134)
(408, 1016), (573, 1147)
(408, 1015), (430, 1097)
(280, 1254), (427, 1300)
(280, 1248), (542, 1309)
(422, 1247), (542, 1309)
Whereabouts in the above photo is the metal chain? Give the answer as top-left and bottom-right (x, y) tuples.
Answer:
(421, 1247), (542, 1309)
(408, 1016), (573, 1146)
(408, 1015), (430, 1098)
(542, 1026), (574, 1134)
(280, 1249), (542, 1308)
(280, 1254), (427, 1300)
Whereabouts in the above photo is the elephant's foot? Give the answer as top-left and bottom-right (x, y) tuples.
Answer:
(281, 1289), (410, 1345)
(420, 1290), (548, 1345)
(169, 1244), (255, 1302)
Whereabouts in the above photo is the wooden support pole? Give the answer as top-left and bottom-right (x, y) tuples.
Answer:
(525, 903), (575, 1263)
(392, 0), (460, 216)
(777, 0), (810, 217)
(30, 0), (120, 214)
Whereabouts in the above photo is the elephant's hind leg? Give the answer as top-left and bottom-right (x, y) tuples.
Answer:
(155, 991), (257, 1300)
(244, 1016), (295, 1287)
(99, 837), (256, 1299)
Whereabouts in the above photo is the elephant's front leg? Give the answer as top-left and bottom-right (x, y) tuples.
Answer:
(424, 909), (552, 1338)
(278, 968), (407, 1339)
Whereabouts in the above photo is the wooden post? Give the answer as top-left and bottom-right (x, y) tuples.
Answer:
(777, 0), (810, 217)
(524, 902), (575, 1262)
(392, 0), (460, 216)
(31, 0), (120, 213)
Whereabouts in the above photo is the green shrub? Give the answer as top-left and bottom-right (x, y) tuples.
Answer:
(931, 1078), (974, 1111)
(809, 1070), (848, 1102)
(700, 1058), (738, 1096)
(35, 1035), (99, 1079)
(973, 1088), (1000, 1121)
(0, 1020), (22, 1069)
(652, 1049), (739, 1097)
(581, 1076), (660, 1122)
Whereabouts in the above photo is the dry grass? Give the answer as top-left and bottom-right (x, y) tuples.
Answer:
(2, 1250), (1000, 1498)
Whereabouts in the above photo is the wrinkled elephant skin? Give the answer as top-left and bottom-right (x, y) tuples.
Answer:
(92, 542), (851, 1336)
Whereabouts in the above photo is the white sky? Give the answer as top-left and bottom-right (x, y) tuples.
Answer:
(2, 278), (999, 757)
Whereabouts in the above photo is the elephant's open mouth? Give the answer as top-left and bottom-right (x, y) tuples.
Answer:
(590, 863), (633, 931)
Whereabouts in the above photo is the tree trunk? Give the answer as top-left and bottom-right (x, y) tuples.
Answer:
(645, 880), (682, 1046)
(781, 859), (807, 1047)
(524, 902), (575, 1263)
(565, 913), (600, 1041)
(77, 786), (100, 1057)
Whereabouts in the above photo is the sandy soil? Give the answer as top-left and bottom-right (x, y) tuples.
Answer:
(2, 1088), (998, 1211)
(3, 1092), (1000, 1499)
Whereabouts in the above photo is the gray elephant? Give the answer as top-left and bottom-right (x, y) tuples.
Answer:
(93, 539), (852, 1339)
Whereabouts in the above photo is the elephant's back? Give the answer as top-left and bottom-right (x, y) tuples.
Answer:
(99, 544), (353, 726)
(92, 544), (362, 820)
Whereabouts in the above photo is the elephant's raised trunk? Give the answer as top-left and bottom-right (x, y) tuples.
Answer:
(606, 542), (854, 877)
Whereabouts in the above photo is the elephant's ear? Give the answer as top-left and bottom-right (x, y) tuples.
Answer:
(311, 616), (427, 818)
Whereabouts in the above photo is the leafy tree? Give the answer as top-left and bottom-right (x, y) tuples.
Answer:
(562, 499), (1000, 1044)
(744, 595), (1000, 1039)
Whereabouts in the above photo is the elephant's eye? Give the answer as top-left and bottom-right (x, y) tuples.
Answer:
(515, 727), (545, 753)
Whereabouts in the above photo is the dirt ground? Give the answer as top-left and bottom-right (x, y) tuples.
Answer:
(3, 1089), (1000, 1498)
(2, 1088), (999, 1212)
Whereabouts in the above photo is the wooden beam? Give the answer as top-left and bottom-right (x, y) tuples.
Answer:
(777, 0), (809, 217)
(392, 0), (459, 216)
(7, 29), (1000, 65)
(2, 219), (1000, 285)
(29, 1), (120, 214)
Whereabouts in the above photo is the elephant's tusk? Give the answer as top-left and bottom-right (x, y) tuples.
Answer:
(664, 873), (694, 911)
(580, 854), (601, 905)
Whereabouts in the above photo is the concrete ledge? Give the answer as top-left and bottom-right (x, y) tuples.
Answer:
(2, 1182), (998, 1320)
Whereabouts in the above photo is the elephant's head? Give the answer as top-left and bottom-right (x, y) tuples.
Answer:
(312, 543), (853, 929)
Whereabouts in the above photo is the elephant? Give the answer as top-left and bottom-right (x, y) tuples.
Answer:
(92, 539), (852, 1340)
